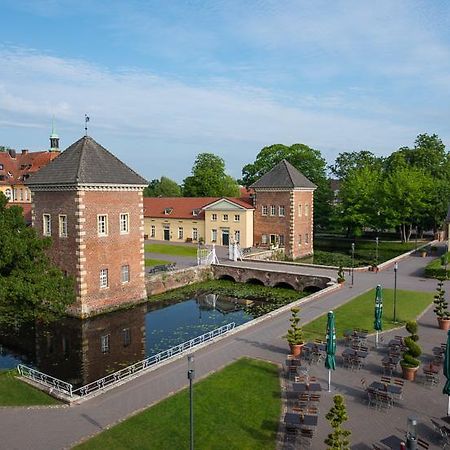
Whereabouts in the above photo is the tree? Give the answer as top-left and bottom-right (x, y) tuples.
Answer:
(329, 150), (382, 179)
(183, 153), (240, 197)
(324, 394), (351, 450)
(144, 176), (181, 197)
(241, 143), (332, 229)
(0, 193), (75, 327)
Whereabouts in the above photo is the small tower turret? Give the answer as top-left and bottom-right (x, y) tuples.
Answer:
(49, 121), (60, 152)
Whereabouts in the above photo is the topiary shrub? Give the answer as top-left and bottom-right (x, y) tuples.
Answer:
(433, 278), (450, 319)
(285, 307), (304, 346)
(337, 266), (345, 283)
(400, 321), (421, 368)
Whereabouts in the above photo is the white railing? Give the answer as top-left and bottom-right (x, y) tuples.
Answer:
(17, 364), (73, 397)
(17, 322), (235, 399)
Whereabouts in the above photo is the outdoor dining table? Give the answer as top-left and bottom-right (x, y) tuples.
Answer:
(388, 339), (403, 348)
(284, 412), (318, 428)
(304, 342), (326, 352)
(292, 382), (322, 393)
(369, 381), (402, 396)
(342, 348), (368, 358)
(433, 346), (445, 355)
(286, 358), (302, 367)
(382, 355), (401, 365)
(344, 329), (368, 339)
(380, 434), (405, 449)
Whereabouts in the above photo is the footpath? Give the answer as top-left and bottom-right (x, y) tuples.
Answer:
(0, 246), (443, 450)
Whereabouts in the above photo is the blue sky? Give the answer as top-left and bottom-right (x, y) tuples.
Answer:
(1, 0), (449, 182)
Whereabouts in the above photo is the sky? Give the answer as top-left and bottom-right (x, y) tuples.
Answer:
(1, 0), (449, 183)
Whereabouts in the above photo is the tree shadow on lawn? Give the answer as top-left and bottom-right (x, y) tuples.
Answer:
(239, 420), (278, 444)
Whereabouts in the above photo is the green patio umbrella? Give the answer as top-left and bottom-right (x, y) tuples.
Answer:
(374, 284), (383, 348)
(443, 330), (450, 416)
(325, 311), (336, 392)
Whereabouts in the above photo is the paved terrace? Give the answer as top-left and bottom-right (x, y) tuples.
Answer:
(0, 247), (446, 449)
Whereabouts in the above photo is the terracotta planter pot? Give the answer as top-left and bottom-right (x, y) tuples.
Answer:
(401, 365), (419, 381)
(289, 343), (304, 357)
(438, 318), (450, 331)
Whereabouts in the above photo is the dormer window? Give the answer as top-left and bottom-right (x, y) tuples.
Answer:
(0, 164), (3, 170)
(192, 209), (201, 216)
(164, 207), (173, 215)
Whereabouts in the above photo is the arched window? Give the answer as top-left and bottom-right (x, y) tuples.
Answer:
(5, 188), (11, 199)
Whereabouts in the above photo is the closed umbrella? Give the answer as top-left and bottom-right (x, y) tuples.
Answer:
(443, 330), (450, 415)
(325, 311), (336, 392)
(374, 284), (383, 348)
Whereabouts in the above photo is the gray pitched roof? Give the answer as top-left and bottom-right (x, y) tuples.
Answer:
(250, 159), (317, 189)
(26, 136), (147, 186)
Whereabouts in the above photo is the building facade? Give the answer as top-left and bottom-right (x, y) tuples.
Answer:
(143, 196), (254, 248)
(26, 136), (147, 317)
(251, 159), (316, 259)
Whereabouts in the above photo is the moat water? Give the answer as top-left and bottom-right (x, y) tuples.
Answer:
(0, 293), (267, 387)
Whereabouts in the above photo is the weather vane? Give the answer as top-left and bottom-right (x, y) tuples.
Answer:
(84, 114), (90, 136)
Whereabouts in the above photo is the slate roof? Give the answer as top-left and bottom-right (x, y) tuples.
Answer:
(250, 159), (317, 189)
(26, 136), (147, 186)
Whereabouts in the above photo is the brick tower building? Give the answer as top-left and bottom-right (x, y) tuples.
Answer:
(251, 159), (316, 259)
(26, 136), (147, 317)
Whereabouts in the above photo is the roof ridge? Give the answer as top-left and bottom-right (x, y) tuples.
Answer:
(283, 159), (295, 187)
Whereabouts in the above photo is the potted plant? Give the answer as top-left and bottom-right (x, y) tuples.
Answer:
(337, 266), (345, 284)
(433, 278), (450, 330)
(285, 307), (304, 357)
(400, 321), (422, 381)
(324, 395), (351, 450)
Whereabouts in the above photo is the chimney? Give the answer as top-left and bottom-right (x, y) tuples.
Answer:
(8, 149), (17, 159)
(21, 149), (29, 155)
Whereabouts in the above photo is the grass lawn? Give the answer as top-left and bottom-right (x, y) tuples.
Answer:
(145, 258), (173, 267)
(76, 358), (281, 450)
(145, 243), (197, 257)
(0, 370), (59, 406)
(302, 288), (434, 341)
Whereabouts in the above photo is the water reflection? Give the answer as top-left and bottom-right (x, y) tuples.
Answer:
(0, 294), (258, 386)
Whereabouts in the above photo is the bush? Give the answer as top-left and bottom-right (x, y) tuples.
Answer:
(337, 266), (345, 283)
(433, 278), (450, 319)
(401, 321), (421, 368)
(285, 307), (304, 346)
(425, 251), (450, 279)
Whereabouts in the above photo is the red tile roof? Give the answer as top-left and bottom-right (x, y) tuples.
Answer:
(143, 197), (253, 219)
(0, 150), (60, 186)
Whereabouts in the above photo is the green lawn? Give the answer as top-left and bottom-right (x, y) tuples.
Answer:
(302, 288), (434, 341)
(145, 258), (173, 267)
(0, 370), (59, 406)
(145, 243), (197, 257)
(76, 358), (281, 450)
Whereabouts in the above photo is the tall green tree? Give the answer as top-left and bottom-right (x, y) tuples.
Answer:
(324, 394), (351, 450)
(241, 143), (332, 230)
(0, 193), (75, 327)
(183, 153), (240, 197)
(329, 150), (382, 179)
(144, 176), (182, 197)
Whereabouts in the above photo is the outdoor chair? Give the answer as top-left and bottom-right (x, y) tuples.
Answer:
(377, 391), (394, 410)
(299, 429), (314, 448)
(288, 365), (298, 380)
(352, 356), (364, 371)
(342, 355), (352, 369)
(344, 335), (352, 347)
(309, 394), (321, 404)
(393, 378), (404, 387)
(360, 378), (368, 390)
(284, 426), (298, 445)
(380, 376), (391, 384)
(417, 438), (430, 449)
(382, 362), (395, 377)
(424, 368), (440, 387)
(431, 418), (450, 448)
(367, 387), (378, 408)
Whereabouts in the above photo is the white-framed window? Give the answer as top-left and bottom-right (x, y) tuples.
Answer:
(178, 227), (184, 239)
(305, 233), (309, 244)
(192, 227), (198, 240)
(151, 225), (155, 238)
(101, 334), (110, 353)
(5, 188), (11, 200)
(98, 214), (108, 236)
(59, 215), (67, 237)
(298, 234), (302, 245)
(305, 204), (310, 217)
(121, 264), (130, 283)
(13, 189), (17, 201)
(261, 234), (268, 245)
(212, 213), (217, 221)
(100, 268), (109, 288)
(262, 205), (268, 216)
(234, 214), (240, 222)
(223, 214), (228, 222)
(43, 214), (51, 236)
(270, 205), (276, 216)
(279, 234), (285, 246)
(19, 189), (23, 201)
(298, 204), (302, 217)
(25, 189), (29, 201)
(234, 230), (240, 243)
(122, 328), (131, 347)
(211, 229), (217, 242)
(119, 213), (129, 234)
(279, 205), (285, 217)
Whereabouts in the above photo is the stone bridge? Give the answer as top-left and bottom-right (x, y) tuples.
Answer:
(212, 264), (333, 293)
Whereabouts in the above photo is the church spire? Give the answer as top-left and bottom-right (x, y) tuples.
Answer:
(49, 118), (60, 152)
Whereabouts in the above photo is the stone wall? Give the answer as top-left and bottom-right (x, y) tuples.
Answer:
(145, 266), (213, 296)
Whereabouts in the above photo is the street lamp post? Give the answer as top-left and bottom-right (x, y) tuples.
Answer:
(187, 354), (195, 450)
(393, 262), (398, 323)
(375, 237), (379, 265)
(351, 243), (355, 286)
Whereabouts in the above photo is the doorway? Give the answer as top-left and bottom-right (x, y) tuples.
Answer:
(163, 226), (170, 241)
(222, 229), (230, 246)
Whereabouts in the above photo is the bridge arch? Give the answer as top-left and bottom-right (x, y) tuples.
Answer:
(218, 274), (236, 282)
(245, 278), (265, 286)
(273, 281), (296, 290)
